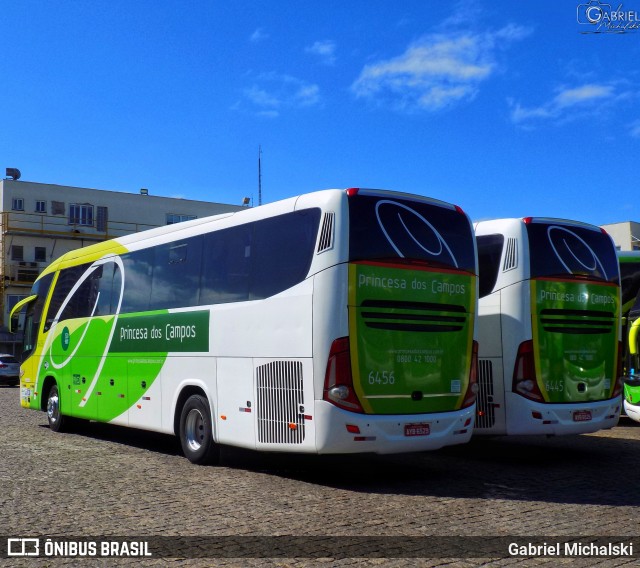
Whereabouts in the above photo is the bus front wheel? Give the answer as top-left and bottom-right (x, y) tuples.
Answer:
(179, 394), (220, 465)
(46, 383), (67, 433)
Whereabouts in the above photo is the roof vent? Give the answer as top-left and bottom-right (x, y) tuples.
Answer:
(140, 188), (149, 195)
(5, 168), (21, 181)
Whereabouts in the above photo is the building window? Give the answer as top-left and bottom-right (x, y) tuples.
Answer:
(11, 245), (24, 261)
(97, 206), (108, 232)
(166, 213), (197, 225)
(52, 201), (65, 215)
(69, 203), (94, 226)
(35, 200), (47, 213)
(35, 247), (47, 262)
(12, 197), (24, 211)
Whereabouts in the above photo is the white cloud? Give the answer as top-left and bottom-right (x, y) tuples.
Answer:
(305, 40), (337, 65)
(241, 73), (320, 117)
(249, 28), (269, 43)
(510, 83), (620, 125)
(351, 25), (530, 112)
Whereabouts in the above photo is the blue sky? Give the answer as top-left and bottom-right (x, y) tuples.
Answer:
(1, 1), (639, 225)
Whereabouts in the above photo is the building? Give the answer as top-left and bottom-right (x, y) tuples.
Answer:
(600, 221), (640, 251)
(0, 178), (244, 353)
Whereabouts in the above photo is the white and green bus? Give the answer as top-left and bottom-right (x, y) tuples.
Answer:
(474, 217), (622, 436)
(12, 188), (479, 464)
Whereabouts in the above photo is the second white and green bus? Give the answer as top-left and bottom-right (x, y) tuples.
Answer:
(474, 217), (622, 436)
(12, 188), (479, 464)
(618, 251), (640, 422)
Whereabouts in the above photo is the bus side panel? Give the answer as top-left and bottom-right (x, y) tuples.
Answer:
(500, 281), (530, 392)
(212, 279), (315, 451)
(127, 356), (163, 431)
(210, 280), (314, 359)
(216, 357), (256, 449)
(475, 289), (507, 435)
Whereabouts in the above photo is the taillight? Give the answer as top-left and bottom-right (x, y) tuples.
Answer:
(512, 340), (545, 402)
(461, 340), (479, 408)
(612, 340), (624, 398)
(323, 337), (364, 413)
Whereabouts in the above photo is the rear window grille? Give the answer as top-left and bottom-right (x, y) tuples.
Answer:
(502, 238), (518, 272)
(475, 359), (495, 429)
(317, 212), (335, 253)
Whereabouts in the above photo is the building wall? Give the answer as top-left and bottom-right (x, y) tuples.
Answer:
(601, 221), (640, 251)
(0, 179), (244, 352)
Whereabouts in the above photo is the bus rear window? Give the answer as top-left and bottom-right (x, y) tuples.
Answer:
(526, 222), (618, 283)
(348, 194), (475, 273)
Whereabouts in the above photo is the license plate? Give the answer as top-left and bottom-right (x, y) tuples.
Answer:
(573, 410), (592, 422)
(404, 423), (430, 437)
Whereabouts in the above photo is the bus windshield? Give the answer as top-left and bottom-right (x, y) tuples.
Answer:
(348, 193), (476, 273)
(526, 222), (619, 283)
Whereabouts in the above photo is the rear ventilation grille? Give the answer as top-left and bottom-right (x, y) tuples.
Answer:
(257, 361), (305, 444)
(502, 238), (518, 272)
(317, 212), (335, 253)
(359, 299), (467, 333)
(475, 359), (495, 429)
(539, 309), (615, 334)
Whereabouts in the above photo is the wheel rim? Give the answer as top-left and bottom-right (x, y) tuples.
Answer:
(184, 408), (205, 452)
(47, 390), (59, 424)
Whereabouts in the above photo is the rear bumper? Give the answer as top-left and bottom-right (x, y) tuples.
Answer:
(505, 394), (621, 435)
(314, 400), (475, 454)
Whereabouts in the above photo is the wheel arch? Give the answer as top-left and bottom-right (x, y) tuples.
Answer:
(173, 385), (210, 437)
(40, 375), (59, 412)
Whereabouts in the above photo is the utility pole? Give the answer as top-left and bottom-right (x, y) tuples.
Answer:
(258, 145), (262, 206)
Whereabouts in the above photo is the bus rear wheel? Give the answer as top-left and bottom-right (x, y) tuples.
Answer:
(46, 383), (67, 433)
(179, 394), (220, 465)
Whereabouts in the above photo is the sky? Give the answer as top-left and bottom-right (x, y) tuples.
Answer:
(1, 0), (639, 226)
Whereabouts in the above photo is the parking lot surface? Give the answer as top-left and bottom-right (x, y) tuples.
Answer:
(1, 385), (639, 567)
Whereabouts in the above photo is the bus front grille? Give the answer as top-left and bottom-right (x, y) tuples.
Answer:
(539, 309), (616, 334)
(475, 359), (495, 429)
(257, 361), (306, 444)
(359, 300), (467, 333)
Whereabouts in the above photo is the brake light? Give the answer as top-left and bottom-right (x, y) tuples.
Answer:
(323, 337), (363, 413)
(461, 341), (479, 408)
(345, 188), (359, 197)
(612, 340), (624, 398)
(512, 340), (545, 402)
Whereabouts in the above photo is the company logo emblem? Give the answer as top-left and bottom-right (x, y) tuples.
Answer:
(375, 200), (459, 268)
(61, 327), (70, 351)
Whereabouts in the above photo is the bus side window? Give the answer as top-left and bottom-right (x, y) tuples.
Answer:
(22, 273), (54, 357)
(200, 225), (251, 305)
(150, 236), (203, 310)
(45, 265), (86, 330)
(250, 209), (320, 300)
(120, 249), (154, 314)
(477, 234), (504, 298)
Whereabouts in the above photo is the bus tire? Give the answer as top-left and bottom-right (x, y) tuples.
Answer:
(46, 383), (67, 433)
(179, 394), (220, 465)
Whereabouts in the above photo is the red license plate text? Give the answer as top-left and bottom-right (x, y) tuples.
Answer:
(404, 423), (430, 437)
(573, 410), (592, 422)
